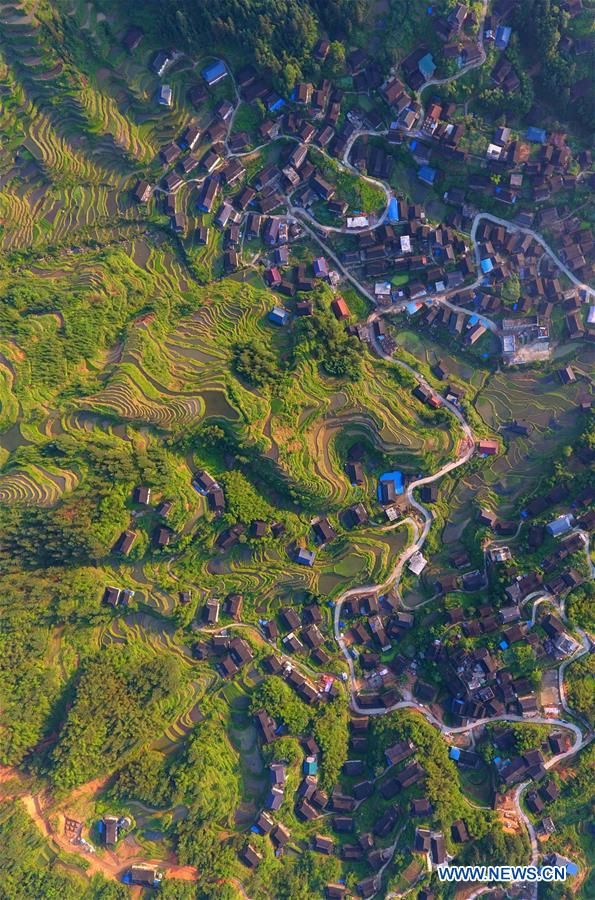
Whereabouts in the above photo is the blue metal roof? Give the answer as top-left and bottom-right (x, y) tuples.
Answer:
(379, 471), (404, 493)
(418, 165), (436, 184)
(388, 197), (400, 222)
(202, 59), (227, 83)
(526, 126), (546, 143)
(268, 307), (289, 325)
(268, 96), (285, 112)
(495, 25), (512, 48)
(419, 53), (436, 78)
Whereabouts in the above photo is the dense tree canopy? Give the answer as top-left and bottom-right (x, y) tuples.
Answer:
(292, 309), (362, 381)
(232, 339), (281, 389)
(219, 470), (275, 527)
(566, 654), (595, 726)
(313, 696), (349, 791)
(567, 583), (595, 632)
(162, 0), (369, 89)
(51, 647), (181, 788)
(170, 701), (240, 822)
(0, 567), (110, 766)
(251, 675), (314, 734)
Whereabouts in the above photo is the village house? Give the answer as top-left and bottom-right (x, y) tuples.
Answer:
(130, 865), (162, 887)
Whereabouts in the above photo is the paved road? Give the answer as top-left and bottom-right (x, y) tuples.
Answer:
(332, 349), (476, 688)
(326, 335), (592, 892)
(162, 45), (593, 900)
(419, 0), (489, 95)
(470, 212), (595, 301)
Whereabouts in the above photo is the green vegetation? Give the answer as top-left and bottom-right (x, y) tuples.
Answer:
(567, 583), (595, 632)
(172, 700), (241, 821)
(292, 307), (362, 380)
(313, 696), (349, 790)
(371, 710), (492, 840)
(566, 655), (595, 727)
(165, 0), (368, 89)
(510, 723), (550, 753)
(233, 339), (281, 389)
(51, 647), (181, 789)
(513, 0), (593, 132)
(251, 676), (313, 734)
(0, 0), (591, 895)
(314, 152), (386, 214)
(220, 470), (276, 527)
(0, 800), (126, 900)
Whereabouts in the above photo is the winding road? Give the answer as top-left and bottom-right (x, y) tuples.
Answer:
(326, 331), (592, 896)
(163, 43), (594, 900)
(172, 32), (594, 900)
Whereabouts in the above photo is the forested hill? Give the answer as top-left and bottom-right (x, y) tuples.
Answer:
(160, 0), (368, 89)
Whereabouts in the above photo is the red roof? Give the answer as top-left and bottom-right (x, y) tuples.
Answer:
(331, 297), (350, 320)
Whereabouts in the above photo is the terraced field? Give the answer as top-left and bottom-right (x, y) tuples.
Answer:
(470, 370), (586, 510)
(0, 3), (591, 896)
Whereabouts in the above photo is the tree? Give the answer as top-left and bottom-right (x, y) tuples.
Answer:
(325, 42), (346, 78)
(566, 655), (595, 726)
(176, 821), (235, 884)
(251, 676), (313, 734)
(312, 0), (368, 36)
(51, 648), (181, 789)
(567, 583), (595, 631)
(291, 308), (362, 381)
(233, 339), (280, 389)
(313, 696), (349, 790)
(511, 723), (550, 753)
(502, 274), (521, 304)
(219, 470), (274, 527)
(468, 825), (529, 867)
(507, 645), (539, 686)
(156, 881), (197, 900)
(262, 735), (302, 767)
(171, 700), (240, 822)
(370, 710), (492, 840)
(164, 0), (319, 90)
(111, 751), (171, 808)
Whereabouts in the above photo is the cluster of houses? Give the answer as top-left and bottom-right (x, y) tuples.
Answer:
(442, 641), (541, 720)
(478, 488), (590, 613)
(125, 23), (594, 365)
(398, 213), (591, 356)
(492, 726), (572, 839)
(338, 592), (420, 686)
(111, 486), (174, 557)
(192, 626), (254, 678)
(190, 454), (374, 569)
(338, 202), (473, 301)
(246, 712), (461, 898)
(265, 256), (353, 327)
(258, 602), (335, 675)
